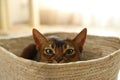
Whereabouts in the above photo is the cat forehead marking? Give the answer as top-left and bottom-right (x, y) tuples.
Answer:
(48, 36), (66, 48)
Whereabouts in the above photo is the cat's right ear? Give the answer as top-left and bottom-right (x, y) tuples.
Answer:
(32, 29), (48, 50)
(73, 28), (87, 48)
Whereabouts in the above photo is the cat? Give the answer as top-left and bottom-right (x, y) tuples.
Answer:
(21, 28), (87, 63)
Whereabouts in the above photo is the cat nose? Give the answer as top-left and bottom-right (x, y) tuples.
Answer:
(55, 56), (63, 63)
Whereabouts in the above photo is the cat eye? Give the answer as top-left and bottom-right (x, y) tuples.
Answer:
(65, 49), (74, 55)
(45, 49), (54, 55)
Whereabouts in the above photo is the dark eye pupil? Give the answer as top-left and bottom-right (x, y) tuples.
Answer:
(46, 49), (53, 54)
(66, 49), (73, 54)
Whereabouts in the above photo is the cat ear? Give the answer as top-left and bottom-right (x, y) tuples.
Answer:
(73, 28), (87, 48)
(32, 28), (48, 50)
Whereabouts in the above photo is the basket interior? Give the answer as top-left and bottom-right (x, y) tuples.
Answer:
(0, 32), (119, 61)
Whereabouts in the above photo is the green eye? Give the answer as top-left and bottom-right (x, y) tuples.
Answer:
(66, 49), (74, 55)
(45, 49), (54, 55)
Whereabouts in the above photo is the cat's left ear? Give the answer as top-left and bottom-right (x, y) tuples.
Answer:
(32, 28), (48, 50)
(73, 28), (87, 48)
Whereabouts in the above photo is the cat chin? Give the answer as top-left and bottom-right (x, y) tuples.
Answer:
(47, 60), (66, 63)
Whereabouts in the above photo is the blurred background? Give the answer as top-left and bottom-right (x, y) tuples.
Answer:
(0, 0), (120, 38)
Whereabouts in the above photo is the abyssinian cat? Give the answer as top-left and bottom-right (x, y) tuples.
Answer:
(21, 28), (87, 63)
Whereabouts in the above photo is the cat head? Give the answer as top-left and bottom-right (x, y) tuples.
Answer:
(33, 28), (87, 63)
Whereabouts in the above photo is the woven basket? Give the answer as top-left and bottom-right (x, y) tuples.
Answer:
(0, 32), (120, 80)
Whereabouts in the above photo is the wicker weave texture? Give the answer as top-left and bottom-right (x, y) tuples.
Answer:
(0, 33), (120, 80)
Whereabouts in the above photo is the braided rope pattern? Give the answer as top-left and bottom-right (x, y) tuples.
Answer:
(0, 33), (119, 80)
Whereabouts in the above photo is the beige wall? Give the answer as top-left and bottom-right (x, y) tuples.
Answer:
(8, 0), (28, 24)
(7, 0), (120, 27)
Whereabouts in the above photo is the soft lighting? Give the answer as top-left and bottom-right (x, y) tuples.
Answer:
(40, 0), (120, 26)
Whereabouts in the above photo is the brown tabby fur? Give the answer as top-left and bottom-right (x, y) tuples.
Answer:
(21, 28), (87, 63)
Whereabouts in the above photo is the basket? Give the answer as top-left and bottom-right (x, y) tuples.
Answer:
(0, 32), (120, 80)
